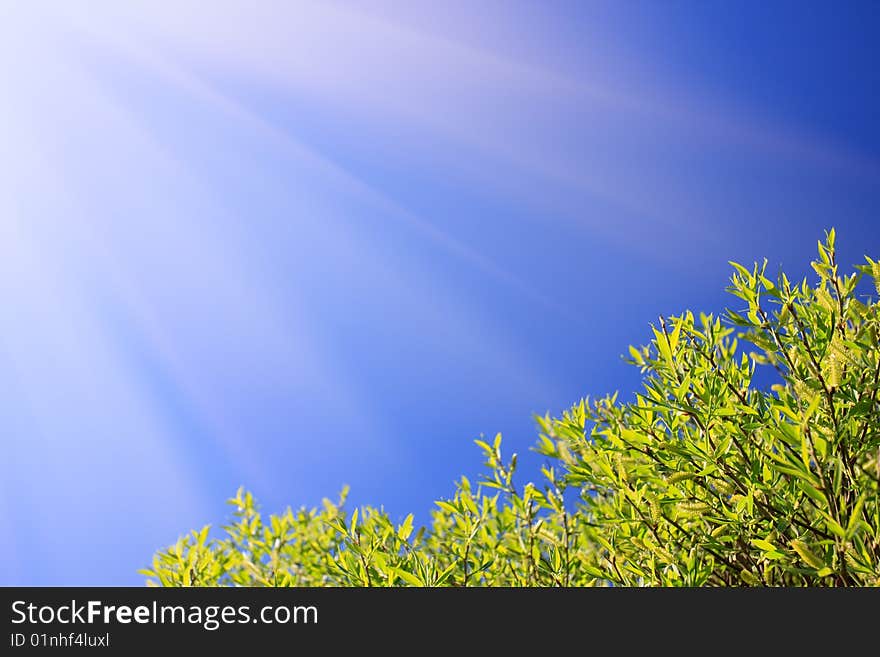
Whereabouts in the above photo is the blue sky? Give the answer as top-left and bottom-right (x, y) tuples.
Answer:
(1, 1), (878, 585)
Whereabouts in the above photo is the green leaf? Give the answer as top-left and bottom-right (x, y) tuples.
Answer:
(652, 327), (674, 368)
(435, 501), (458, 515)
(750, 539), (777, 552)
(434, 562), (459, 586)
(791, 539), (825, 570)
(798, 481), (826, 504)
(398, 514), (414, 541)
(628, 344), (644, 365)
(394, 568), (425, 587)
(846, 493), (867, 540)
(802, 393), (821, 422)
(818, 511), (847, 539)
(729, 261), (753, 281)
(620, 427), (649, 445)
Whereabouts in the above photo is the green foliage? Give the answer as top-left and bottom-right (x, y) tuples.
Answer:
(144, 231), (880, 586)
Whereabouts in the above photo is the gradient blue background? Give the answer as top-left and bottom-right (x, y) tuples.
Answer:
(1, 1), (878, 585)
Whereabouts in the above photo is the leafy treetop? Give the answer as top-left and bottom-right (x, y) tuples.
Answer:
(143, 230), (880, 586)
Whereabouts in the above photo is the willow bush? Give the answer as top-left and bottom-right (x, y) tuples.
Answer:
(143, 231), (880, 586)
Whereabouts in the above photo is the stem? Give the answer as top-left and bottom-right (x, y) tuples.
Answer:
(562, 506), (572, 587)
(789, 304), (841, 437)
(355, 530), (372, 587)
(525, 500), (537, 585)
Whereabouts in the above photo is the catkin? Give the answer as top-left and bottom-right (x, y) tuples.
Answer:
(646, 495), (662, 524)
(828, 353), (842, 388)
(677, 501), (710, 517)
(643, 538), (674, 563)
(826, 334), (845, 388)
(667, 472), (696, 485)
(793, 380), (812, 402)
